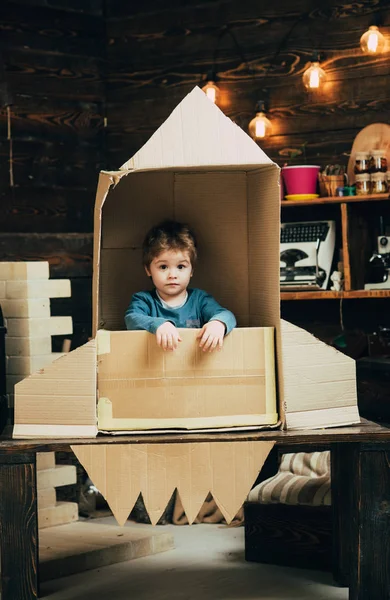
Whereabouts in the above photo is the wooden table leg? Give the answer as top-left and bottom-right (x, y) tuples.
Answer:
(0, 452), (38, 600)
(349, 443), (390, 600)
(331, 443), (359, 587)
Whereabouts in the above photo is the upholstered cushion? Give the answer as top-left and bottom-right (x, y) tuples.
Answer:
(248, 451), (331, 507)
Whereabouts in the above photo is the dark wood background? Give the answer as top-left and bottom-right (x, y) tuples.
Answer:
(1, 0), (390, 350)
(1, 0), (105, 348)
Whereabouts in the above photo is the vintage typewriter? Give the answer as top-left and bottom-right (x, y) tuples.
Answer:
(280, 220), (336, 291)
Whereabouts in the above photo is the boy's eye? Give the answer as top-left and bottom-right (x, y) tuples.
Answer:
(178, 264), (185, 270)
(159, 265), (168, 270)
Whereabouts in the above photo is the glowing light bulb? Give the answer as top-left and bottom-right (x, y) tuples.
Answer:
(302, 61), (327, 90)
(368, 31), (379, 52)
(309, 69), (320, 88)
(202, 80), (220, 104)
(249, 109), (272, 140)
(360, 25), (386, 54)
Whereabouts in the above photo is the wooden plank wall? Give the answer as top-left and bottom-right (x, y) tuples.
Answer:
(0, 0), (105, 349)
(105, 0), (390, 168)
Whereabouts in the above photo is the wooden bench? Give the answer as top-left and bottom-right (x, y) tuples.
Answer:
(0, 420), (389, 600)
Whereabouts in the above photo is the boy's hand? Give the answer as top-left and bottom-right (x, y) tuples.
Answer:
(156, 322), (182, 351)
(197, 320), (226, 352)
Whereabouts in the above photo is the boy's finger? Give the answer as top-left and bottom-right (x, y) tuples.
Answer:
(196, 326), (206, 339)
(162, 333), (168, 350)
(209, 338), (219, 352)
(202, 335), (213, 352)
(218, 337), (223, 350)
(199, 332), (209, 348)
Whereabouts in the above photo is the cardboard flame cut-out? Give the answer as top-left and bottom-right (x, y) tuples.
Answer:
(72, 441), (275, 526)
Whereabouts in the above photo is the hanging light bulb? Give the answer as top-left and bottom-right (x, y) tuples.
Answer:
(360, 25), (386, 54)
(302, 54), (327, 90)
(248, 100), (272, 140)
(201, 71), (220, 104)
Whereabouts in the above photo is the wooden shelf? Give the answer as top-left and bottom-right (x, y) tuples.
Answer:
(281, 290), (390, 300)
(281, 193), (390, 207)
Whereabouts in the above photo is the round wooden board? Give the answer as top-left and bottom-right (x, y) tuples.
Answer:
(347, 123), (390, 183)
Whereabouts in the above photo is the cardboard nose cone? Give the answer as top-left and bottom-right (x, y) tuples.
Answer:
(282, 165), (320, 195)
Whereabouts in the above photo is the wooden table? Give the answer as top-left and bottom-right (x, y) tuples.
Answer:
(0, 421), (389, 600)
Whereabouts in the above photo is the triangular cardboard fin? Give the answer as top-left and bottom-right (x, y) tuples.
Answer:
(174, 443), (216, 525)
(281, 320), (360, 429)
(209, 441), (275, 523)
(72, 441), (275, 526)
(13, 340), (97, 438)
(139, 445), (180, 526)
(72, 444), (142, 526)
(120, 87), (273, 172)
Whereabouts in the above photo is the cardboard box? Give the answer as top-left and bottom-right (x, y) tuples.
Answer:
(97, 328), (277, 431)
(12, 87), (359, 524)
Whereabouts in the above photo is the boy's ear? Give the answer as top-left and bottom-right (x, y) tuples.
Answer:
(145, 265), (151, 277)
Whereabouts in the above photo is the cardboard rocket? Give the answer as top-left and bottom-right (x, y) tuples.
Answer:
(13, 87), (359, 524)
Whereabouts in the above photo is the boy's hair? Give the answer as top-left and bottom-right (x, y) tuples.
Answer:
(142, 220), (197, 267)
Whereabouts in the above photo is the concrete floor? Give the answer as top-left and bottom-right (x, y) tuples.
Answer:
(41, 520), (349, 600)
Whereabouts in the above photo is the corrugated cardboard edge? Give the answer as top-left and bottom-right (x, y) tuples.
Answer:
(72, 441), (275, 526)
(93, 171), (129, 336)
(281, 320), (360, 430)
(97, 399), (278, 430)
(13, 340), (98, 439)
(99, 422), (282, 435)
(264, 327), (277, 418)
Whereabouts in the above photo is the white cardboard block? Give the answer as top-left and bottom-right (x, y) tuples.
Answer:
(38, 502), (78, 529)
(6, 336), (52, 357)
(0, 262), (49, 281)
(36, 452), (56, 471)
(37, 465), (77, 490)
(6, 280), (71, 299)
(6, 317), (73, 338)
(38, 487), (57, 510)
(1, 298), (51, 318)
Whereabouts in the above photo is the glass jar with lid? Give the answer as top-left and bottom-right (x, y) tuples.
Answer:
(370, 150), (388, 173)
(370, 172), (388, 194)
(354, 152), (370, 174)
(355, 173), (371, 195)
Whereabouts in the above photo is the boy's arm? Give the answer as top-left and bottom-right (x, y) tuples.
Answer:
(199, 292), (237, 335)
(124, 293), (168, 334)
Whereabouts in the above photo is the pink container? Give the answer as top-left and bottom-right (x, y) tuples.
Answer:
(281, 165), (320, 196)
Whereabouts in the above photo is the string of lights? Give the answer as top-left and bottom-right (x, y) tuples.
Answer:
(201, 16), (388, 141)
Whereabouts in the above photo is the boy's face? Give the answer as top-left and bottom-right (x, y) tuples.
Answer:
(145, 249), (193, 301)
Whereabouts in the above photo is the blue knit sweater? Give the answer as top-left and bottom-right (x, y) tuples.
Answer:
(124, 288), (236, 335)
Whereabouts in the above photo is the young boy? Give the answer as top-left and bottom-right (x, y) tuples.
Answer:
(125, 220), (236, 352)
